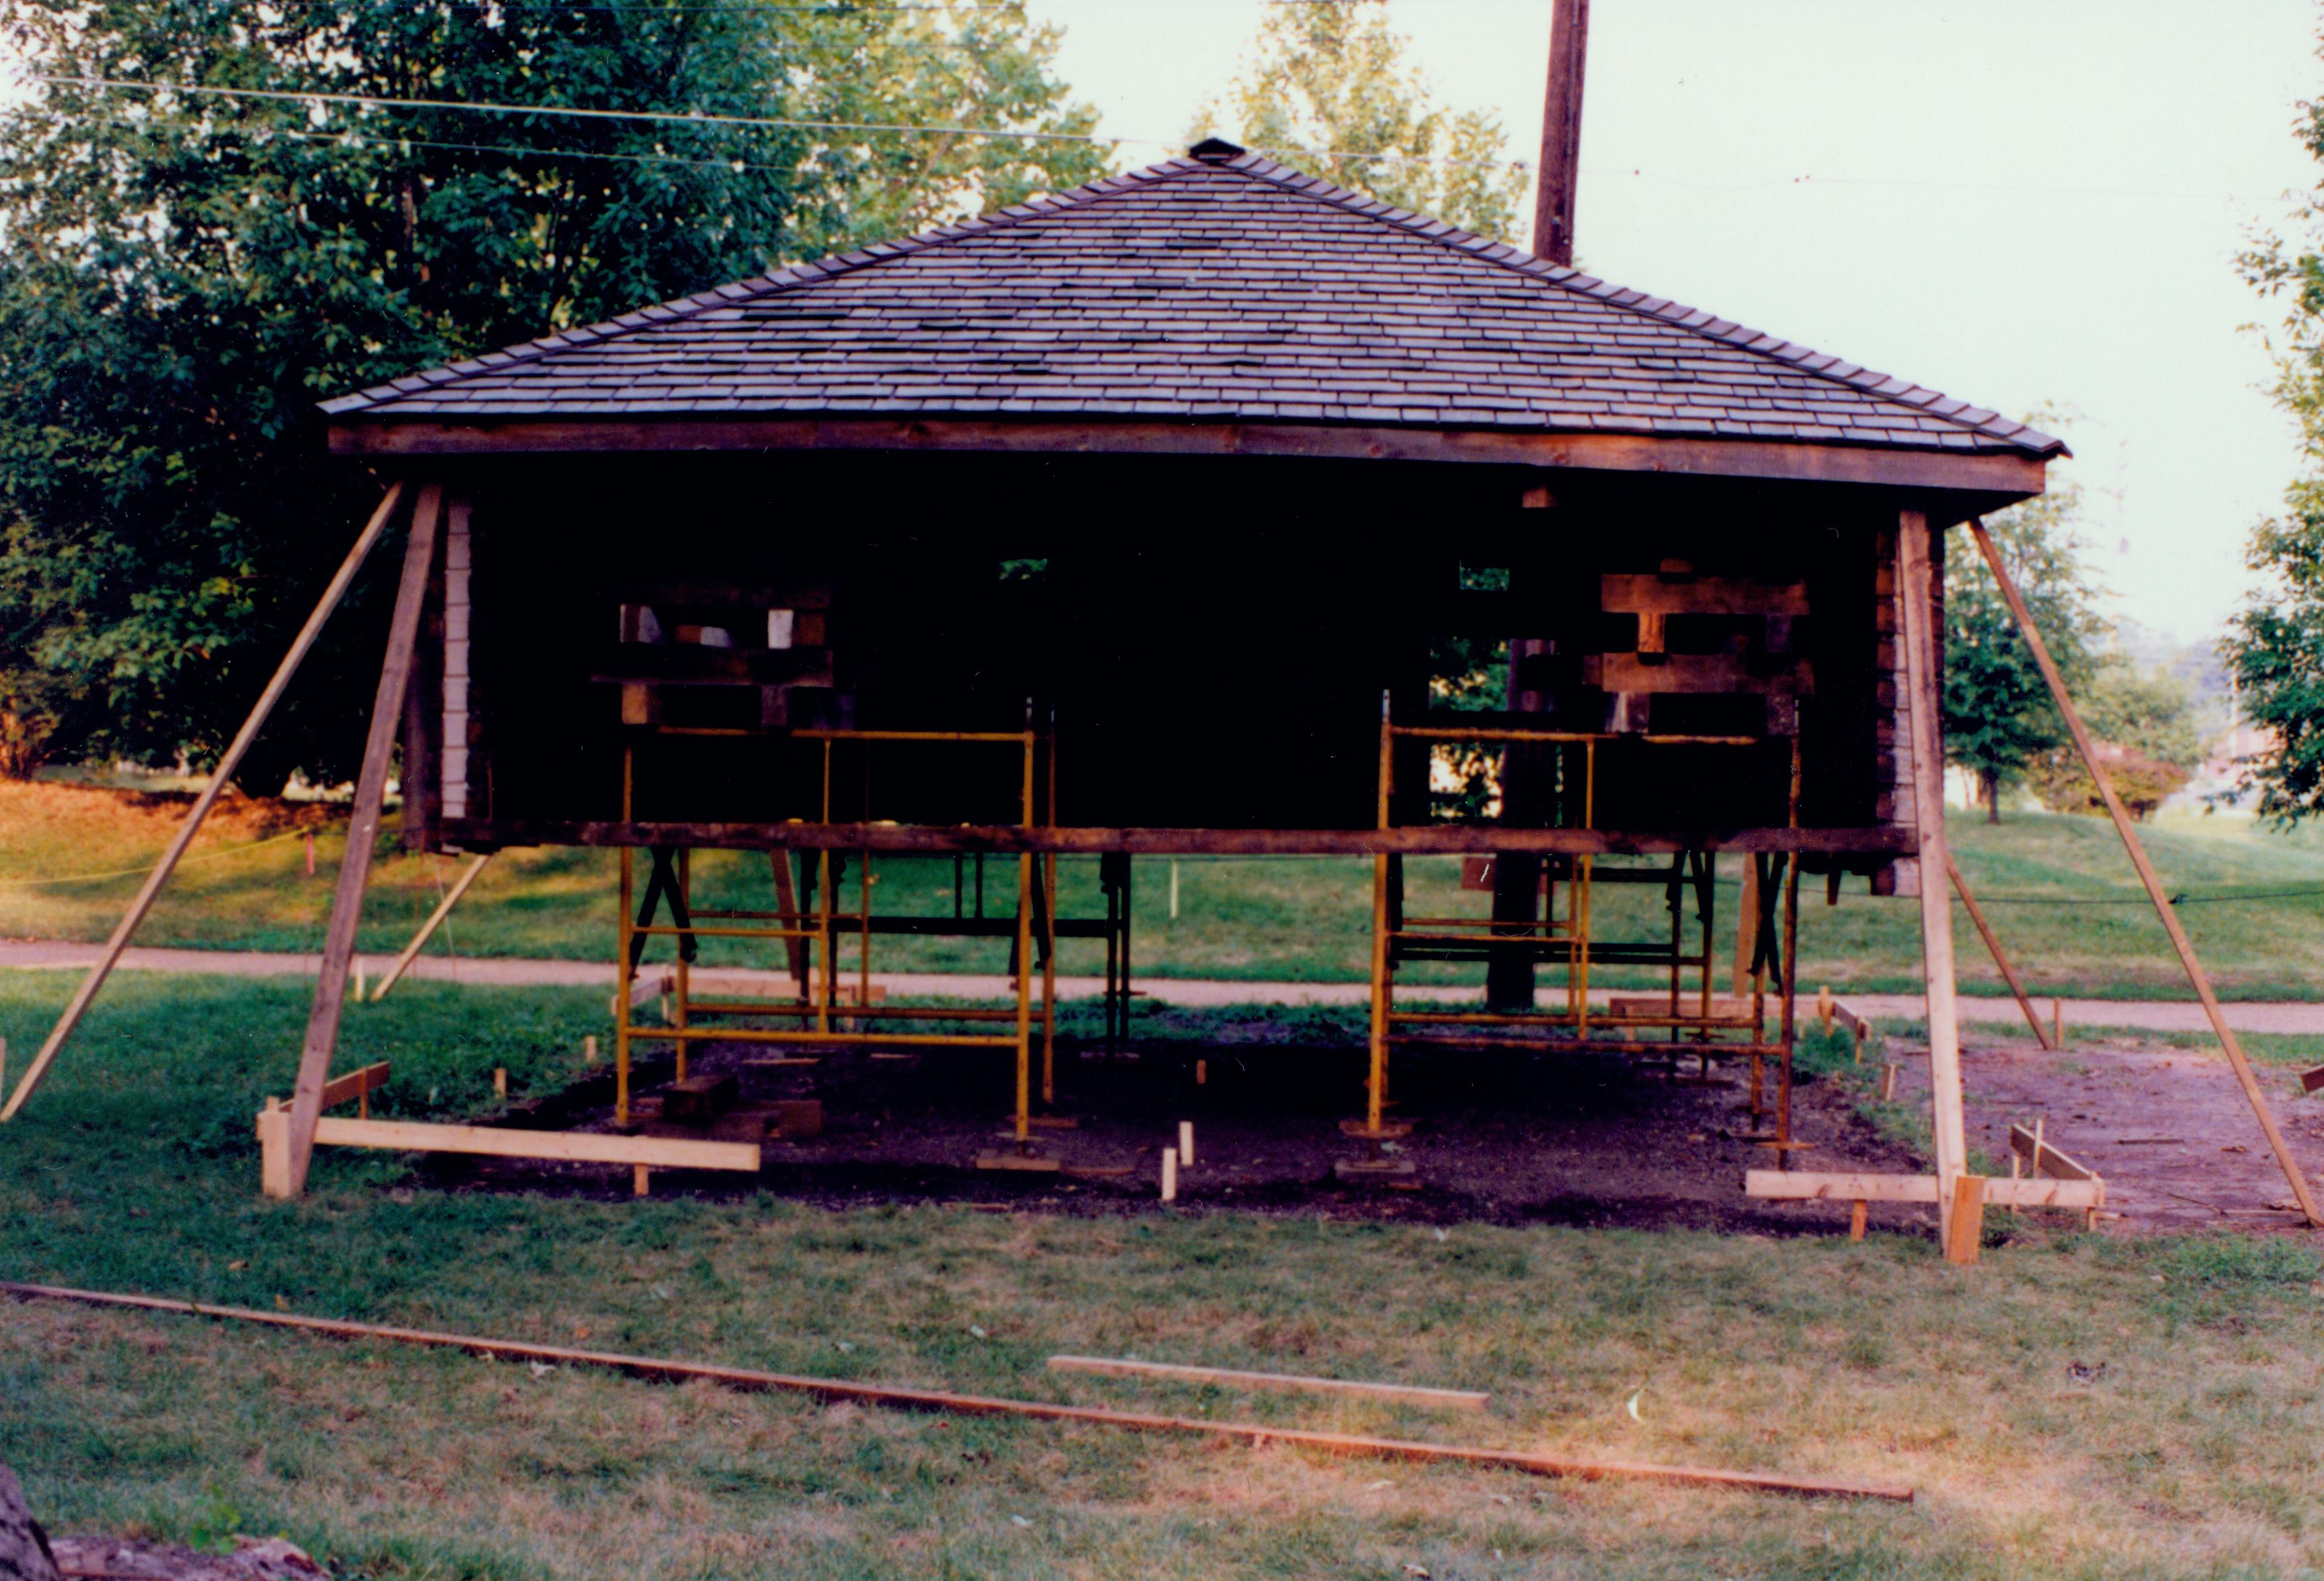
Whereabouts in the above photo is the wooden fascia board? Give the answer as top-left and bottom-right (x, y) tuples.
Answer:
(329, 415), (2048, 496)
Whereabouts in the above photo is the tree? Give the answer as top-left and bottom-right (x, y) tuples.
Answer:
(2026, 654), (2199, 820)
(2223, 25), (2324, 824)
(1942, 476), (2105, 822)
(1193, 0), (1529, 246)
(0, 0), (1101, 785)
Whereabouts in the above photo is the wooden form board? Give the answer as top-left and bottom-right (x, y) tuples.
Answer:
(319, 1062), (390, 1111)
(2008, 1124), (2102, 1186)
(1048, 1354), (1488, 1410)
(256, 1107), (759, 1196)
(1743, 1169), (2100, 1211)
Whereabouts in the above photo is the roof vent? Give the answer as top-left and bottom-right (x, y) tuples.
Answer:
(1188, 136), (1245, 163)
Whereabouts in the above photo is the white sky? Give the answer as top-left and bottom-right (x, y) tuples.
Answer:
(1031, 0), (2324, 645)
(5, 3), (2318, 643)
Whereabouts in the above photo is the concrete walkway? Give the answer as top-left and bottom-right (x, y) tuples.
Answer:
(3, 939), (2321, 1034)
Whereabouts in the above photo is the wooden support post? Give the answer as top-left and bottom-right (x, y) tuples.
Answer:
(281, 483), (445, 1197)
(1366, 692), (1394, 1134)
(1967, 518), (2323, 1227)
(257, 1099), (292, 1201)
(371, 852), (490, 1001)
(1898, 509), (1970, 1248)
(769, 852), (809, 999)
(1731, 857), (1759, 999)
(1944, 852), (2048, 1049)
(2, 482), (407, 1122)
(1849, 1199), (1869, 1241)
(1013, 720), (1036, 1144)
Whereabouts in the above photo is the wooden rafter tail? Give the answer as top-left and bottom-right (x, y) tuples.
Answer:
(1897, 510), (1971, 1255)
(0, 481), (409, 1124)
(1944, 853), (2051, 1049)
(1967, 517), (2323, 1227)
(282, 483), (447, 1197)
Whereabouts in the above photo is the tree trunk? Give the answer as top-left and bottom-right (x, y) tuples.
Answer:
(0, 1465), (60, 1581)
(1981, 767), (2001, 824)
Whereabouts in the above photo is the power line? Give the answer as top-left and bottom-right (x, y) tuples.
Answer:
(34, 75), (1534, 170)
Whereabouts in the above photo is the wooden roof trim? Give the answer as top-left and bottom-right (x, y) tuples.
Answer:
(325, 413), (2047, 494)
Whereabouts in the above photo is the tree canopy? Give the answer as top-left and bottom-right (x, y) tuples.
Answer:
(0, 0), (1102, 784)
(1193, 0), (1529, 246)
(1941, 476), (2105, 821)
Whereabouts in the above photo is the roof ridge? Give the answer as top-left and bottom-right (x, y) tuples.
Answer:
(322, 155), (1225, 416)
(1212, 150), (2060, 458)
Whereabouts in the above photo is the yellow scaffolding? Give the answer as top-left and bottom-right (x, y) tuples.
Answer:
(1361, 694), (1805, 1146)
(611, 725), (1059, 1143)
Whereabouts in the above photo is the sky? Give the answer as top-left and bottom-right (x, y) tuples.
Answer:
(3, 1), (2317, 644)
(1027, 0), (2324, 646)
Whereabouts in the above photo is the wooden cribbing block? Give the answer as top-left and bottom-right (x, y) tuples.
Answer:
(258, 1113), (760, 1195)
(1745, 1170), (2099, 1211)
(1048, 1355), (1490, 1410)
(663, 1073), (738, 1122)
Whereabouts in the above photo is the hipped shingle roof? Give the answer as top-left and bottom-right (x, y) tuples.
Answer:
(321, 145), (2062, 459)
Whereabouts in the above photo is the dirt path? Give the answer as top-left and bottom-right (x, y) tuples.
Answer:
(5, 939), (2321, 1034)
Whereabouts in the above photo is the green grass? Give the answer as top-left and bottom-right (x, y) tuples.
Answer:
(10, 778), (2324, 997)
(9, 970), (2324, 1578)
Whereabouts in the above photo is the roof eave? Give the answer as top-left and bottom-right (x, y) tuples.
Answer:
(325, 412), (2050, 500)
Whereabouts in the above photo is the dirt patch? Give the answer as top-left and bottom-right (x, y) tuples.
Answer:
(1873, 1032), (2324, 1233)
(432, 1016), (1928, 1234)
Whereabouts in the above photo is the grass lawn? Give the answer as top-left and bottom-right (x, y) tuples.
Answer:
(6, 969), (2324, 1579)
(9, 779), (2324, 997)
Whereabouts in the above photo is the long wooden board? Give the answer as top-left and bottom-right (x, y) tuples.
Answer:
(1048, 1354), (1489, 1410)
(307, 1116), (759, 1172)
(1745, 1170), (2100, 1211)
(1600, 574), (1809, 616)
(319, 1062), (390, 1111)
(0, 1280), (1914, 1503)
(2008, 1124), (2099, 1183)
(1589, 653), (1812, 696)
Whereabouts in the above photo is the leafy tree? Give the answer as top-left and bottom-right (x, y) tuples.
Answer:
(2026, 654), (2199, 820)
(1193, 0), (1529, 245)
(1942, 477), (2105, 822)
(0, 0), (1101, 785)
(2225, 39), (2324, 823)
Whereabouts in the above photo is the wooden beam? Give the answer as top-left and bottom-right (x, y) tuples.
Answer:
(1531, 0), (1589, 265)
(1047, 1354), (1489, 1410)
(257, 1112), (760, 1194)
(1967, 518), (2324, 1228)
(0, 482), (408, 1124)
(0, 1280), (1913, 1502)
(327, 416), (2052, 498)
(282, 484), (445, 1197)
(370, 853), (490, 1002)
(443, 818), (1916, 859)
(1745, 1170), (2100, 1211)
(1944, 852), (2050, 1050)
(1589, 653), (1811, 696)
(1897, 509), (1969, 1248)
(1600, 574), (1809, 617)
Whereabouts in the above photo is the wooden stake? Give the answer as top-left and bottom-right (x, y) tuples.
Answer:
(1179, 1120), (1194, 1168)
(584, 1035), (599, 1065)
(1817, 986), (1833, 1036)
(634, 1164), (650, 1197)
(1, 482), (408, 1122)
(1849, 1199), (1868, 1242)
(0, 1279), (1913, 1503)
(1967, 518), (2321, 1227)
(493, 1067), (508, 1099)
(1160, 1147), (1178, 1203)
(1944, 852), (2049, 1048)
(2053, 997), (2066, 1052)
(1195, 1058), (1207, 1086)
(1898, 510), (1969, 1247)
(371, 851), (490, 1001)
(1880, 1062), (1898, 1103)
(1944, 1173), (1987, 1266)
(282, 484), (445, 1195)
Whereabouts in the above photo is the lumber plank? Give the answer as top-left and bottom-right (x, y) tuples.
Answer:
(309, 1116), (760, 1172)
(1048, 1354), (1488, 1409)
(0, 1280), (1914, 1503)
(443, 818), (1918, 859)
(1745, 1169), (2099, 1211)
(2008, 1123), (2098, 1183)
(1589, 653), (1812, 696)
(319, 1062), (390, 1112)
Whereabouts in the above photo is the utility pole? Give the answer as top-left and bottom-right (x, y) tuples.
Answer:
(1532, 0), (1590, 264)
